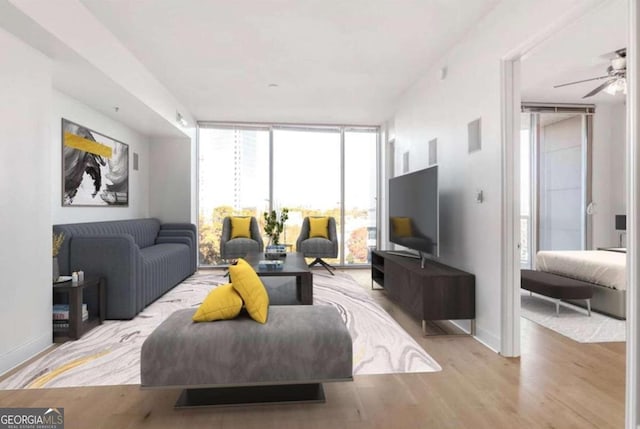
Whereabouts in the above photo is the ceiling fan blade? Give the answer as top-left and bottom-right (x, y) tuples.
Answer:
(582, 78), (617, 98)
(554, 75), (609, 88)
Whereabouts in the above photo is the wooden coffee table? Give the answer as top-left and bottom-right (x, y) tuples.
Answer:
(244, 252), (313, 304)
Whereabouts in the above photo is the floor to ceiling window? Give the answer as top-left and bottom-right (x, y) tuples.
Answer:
(272, 128), (342, 263)
(344, 129), (378, 264)
(198, 123), (379, 267)
(198, 126), (269, 265)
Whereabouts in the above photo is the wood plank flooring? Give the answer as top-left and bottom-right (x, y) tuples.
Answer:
(0, 269), (625, 429)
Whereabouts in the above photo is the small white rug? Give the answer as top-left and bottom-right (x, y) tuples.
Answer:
(1, 271), (440, 389)
(520, 290), (625, 343)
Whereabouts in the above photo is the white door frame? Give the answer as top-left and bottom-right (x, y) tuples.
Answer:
(626, 2), (638, 428)
(500, 57), (521, 357)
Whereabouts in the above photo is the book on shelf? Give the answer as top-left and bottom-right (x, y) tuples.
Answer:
(258, 259), (284, 270)
(53, 303), (88, 321)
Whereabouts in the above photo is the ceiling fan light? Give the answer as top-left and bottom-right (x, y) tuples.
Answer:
(603, 78), (627, 96)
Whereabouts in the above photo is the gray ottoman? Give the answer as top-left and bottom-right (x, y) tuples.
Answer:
(141, 305), (353, 407)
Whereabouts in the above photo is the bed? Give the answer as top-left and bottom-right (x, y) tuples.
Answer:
(535, 249), (626, 319)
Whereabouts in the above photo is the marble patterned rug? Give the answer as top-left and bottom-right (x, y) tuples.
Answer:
(1, 271), (440, 389)
(521, 290), (625, 343)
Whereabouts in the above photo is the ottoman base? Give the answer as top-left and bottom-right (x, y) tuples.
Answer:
(175, 383), (325, 408)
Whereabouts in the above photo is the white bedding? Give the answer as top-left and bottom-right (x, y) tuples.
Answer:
(536, 250), (627, 290)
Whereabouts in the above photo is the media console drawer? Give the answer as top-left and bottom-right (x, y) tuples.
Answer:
(371, 251), (475, 332)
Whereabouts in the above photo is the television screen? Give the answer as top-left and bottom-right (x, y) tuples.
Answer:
(388, 166), (438, 256)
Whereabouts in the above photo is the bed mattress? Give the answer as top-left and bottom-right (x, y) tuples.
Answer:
(535, 250), (626, 290)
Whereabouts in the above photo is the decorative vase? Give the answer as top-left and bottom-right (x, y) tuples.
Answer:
(53, 256), (59, 283)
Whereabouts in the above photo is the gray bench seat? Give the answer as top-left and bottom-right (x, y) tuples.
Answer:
(140, 305), (353, 406)
(521, 269), (594, 316)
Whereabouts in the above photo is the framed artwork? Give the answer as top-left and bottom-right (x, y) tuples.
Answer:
(62, 118), (129, 206)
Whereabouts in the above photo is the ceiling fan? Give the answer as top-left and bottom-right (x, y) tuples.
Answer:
(553, 48), (627, 98)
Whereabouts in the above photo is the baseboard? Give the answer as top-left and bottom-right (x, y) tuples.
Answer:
(0, 332), (51, 377)
(471, 325), (501, 354)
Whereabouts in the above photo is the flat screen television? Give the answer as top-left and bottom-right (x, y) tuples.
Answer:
(388, 165), (438, 260)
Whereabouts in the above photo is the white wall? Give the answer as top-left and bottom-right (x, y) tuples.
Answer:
(148, 136), (192, 223)
(0, 28), (52, 374)
(592, 102), (627, 248)
(388, 0), (590, 351)
(51, 90), (150, 224)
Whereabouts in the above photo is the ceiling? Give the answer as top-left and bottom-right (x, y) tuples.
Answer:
(0, 0), (628, 135)
(0, 1), (188, 138)
(80, 0), (500, 125)
(521, 0), (627, 105)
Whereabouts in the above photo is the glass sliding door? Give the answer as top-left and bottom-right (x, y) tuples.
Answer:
(198, 126), (269, 266)
(520, 105), (594, 267)
(272, 128), (341, 263)
(344, 129), (378, 264)
(520, 113), (533, 268)
(537, 113), (592, 251)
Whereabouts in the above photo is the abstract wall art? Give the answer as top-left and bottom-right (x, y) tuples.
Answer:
(62, 118), (129, 206)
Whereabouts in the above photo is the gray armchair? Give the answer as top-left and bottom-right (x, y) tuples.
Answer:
(220, 216), (264, 260)
(296, 217), (338, 275)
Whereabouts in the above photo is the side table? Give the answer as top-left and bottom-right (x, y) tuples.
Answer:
(52, 277), (105, 343)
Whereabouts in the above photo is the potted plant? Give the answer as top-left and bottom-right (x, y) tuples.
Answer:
(263, 208), (289, 247)
(52, 232), (64, 282)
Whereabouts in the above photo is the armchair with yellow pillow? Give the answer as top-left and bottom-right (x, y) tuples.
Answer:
(220, 216), (264, 261)
(296, 216), (338, 275)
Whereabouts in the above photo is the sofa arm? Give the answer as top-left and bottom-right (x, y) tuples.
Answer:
(159, 223), (197, 272)
(69, 234), (142, 320)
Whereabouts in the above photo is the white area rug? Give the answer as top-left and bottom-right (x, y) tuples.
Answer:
(1, 271), (440, 389)
(520, 290), (625, 343)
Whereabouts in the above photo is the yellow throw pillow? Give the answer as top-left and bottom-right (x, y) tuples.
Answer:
(229, 259), (269, 324)
(309, 217), (329, 239)
(231, 216), (252, 239)
(192, 284), (243, 322)
(391, 217), (413, 237)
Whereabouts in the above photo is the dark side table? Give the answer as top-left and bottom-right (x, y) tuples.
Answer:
(52, 277), (105, 343)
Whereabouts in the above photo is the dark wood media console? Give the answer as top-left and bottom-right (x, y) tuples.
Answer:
(371, 250), (475, 334)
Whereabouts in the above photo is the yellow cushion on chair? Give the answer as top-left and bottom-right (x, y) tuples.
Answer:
(230, 217), (252, 239)
(192, 284), (243, 322)
(309, 217), (329, 239)
(229, 259), (269, 324)
(391, 217), (413, 237)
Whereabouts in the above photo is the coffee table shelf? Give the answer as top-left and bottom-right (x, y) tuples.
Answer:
(244, 252), (313, 304)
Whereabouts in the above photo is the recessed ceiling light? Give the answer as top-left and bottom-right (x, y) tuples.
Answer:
(268, 83), (279, 88)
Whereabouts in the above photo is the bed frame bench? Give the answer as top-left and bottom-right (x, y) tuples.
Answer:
(521, 269), (593, 316)
(140, 305), (353, 407)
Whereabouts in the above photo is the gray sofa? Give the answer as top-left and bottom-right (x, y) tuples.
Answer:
(54, 218), (197, 319)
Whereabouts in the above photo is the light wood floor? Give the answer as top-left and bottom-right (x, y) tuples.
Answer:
(0, 269), (625, 429)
